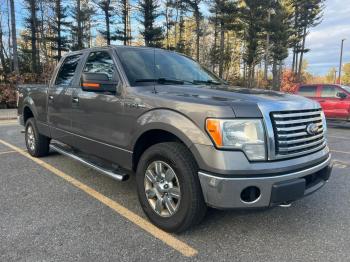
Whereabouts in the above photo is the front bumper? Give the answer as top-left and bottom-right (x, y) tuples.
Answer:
(198, 154), (332, 209)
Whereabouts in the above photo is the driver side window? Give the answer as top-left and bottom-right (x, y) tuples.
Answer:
(320, 86), (337, 98)
(83, 51), (117, 81)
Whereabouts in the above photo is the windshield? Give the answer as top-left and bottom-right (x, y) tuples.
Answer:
(342, 85), (350, 93)
(116, 47), (222, 86)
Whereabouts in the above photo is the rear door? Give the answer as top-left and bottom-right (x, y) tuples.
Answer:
(319, 85), (350, 120)
(48, 53), (84, 142)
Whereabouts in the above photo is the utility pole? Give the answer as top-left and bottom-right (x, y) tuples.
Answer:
(338, 39), (346, 84)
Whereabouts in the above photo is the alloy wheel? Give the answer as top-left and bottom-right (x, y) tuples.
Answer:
(26, 125), (36, 151)
(144, 161), (181, 217)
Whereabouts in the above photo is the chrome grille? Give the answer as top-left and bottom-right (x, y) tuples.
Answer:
(270, 109), (326, 158)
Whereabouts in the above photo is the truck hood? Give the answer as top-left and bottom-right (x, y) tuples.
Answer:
(154, 85), (321, 118)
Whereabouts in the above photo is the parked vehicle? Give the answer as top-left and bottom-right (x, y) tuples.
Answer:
(295, 84), (350, 121)
(17, 46), (332, 232)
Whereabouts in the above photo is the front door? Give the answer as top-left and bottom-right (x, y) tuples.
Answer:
(48, 53), (83, 143)
(69, 50), (131, 167)
(318, 85), (350, 120)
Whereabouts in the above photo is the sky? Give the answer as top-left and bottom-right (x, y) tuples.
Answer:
(2, 0), (350, 76)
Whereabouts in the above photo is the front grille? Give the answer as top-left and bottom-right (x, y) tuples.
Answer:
(270, 109), (326, 159)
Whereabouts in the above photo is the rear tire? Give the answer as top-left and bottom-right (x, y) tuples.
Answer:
(136, 142), (207, 233)
(25, 118), (50, 157)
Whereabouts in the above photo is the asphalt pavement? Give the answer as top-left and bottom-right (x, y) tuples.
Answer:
(0, 120), (349, 261)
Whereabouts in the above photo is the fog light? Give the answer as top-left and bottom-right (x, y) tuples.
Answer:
(241, 186), (261, 203)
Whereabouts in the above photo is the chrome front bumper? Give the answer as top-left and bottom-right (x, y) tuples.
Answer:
(198, 154), (332, 209)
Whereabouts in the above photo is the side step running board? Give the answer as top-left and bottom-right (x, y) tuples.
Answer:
(50, 144), (129, 182)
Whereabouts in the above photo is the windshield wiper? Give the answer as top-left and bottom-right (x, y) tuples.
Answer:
(192, 79), (222, 85)
(135, 78), (187, 85)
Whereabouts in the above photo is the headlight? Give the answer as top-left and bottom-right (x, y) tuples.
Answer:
(206, 118), (266, 161)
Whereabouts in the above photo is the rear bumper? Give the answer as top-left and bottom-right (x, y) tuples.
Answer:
(198, 154), (332, 209)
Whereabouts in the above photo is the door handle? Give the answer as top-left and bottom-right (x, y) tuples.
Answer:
(72, 97), (79, 103)
(48, 95), (54, 101)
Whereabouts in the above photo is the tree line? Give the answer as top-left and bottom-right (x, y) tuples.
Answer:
(0, 0), (324, 90)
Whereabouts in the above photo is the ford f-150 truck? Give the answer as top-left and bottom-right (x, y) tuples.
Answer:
(17, 46), (332, 232)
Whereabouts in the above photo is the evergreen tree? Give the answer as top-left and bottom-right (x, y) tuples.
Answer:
(296, 0), (324, 80)
(208, 1), (220, 73)
(71, 0), (94, 50)
(138, 0), (164, 47)
(240, 0), (270, 87)
(95, 0), (117, 45)
(290, 0), (324, 79)
(172, 0), (187, 53)
(163, 0), (175, 49)
(184, 0), (202, 61)
(269, 0), (293, 90)
(23, 0), (40, 74)
(50, 0), (70, 60)
(209, 0), (239, 78)
(116, 0), (133, 45)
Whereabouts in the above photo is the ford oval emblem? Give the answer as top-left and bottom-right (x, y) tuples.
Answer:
(306, 123), (318, 135)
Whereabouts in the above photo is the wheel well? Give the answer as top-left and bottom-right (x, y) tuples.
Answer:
(132, 129), (187, 172)
(23, 107), (34, 123)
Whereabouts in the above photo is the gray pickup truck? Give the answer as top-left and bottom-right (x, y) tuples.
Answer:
(17, 46), (332, 232)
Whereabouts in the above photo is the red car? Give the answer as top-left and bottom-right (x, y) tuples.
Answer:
(295, 84), (350, 121)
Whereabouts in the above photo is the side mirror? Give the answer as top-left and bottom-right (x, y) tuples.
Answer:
(336, 92), (347, 99)
(81, 72), (118, 93)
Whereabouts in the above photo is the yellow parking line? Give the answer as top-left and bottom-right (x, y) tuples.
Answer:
(331, 149), (350, 155)
(0, 150), (18, 155)
(328, 135), (350, 140)
(0, 139), (198, 257)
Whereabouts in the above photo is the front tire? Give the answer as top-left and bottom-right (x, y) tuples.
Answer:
(136, 142), (207, 233)
(25, 118), (50, 157)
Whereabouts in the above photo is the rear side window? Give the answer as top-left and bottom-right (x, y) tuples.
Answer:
(298, 86), (317, 97)
(320, 85), (338, 98)
(55, 54), (82, 86)
(83, 51), (117, 80)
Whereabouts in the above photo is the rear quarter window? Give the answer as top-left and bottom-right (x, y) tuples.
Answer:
(298, 86), (317, 97)
(55, 54), (82, 86)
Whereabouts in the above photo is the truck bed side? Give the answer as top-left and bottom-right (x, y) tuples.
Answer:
(17, 84), (48, 125)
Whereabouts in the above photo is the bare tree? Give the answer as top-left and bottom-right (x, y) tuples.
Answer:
(0, 9), (10, 78)
(9, 0), (19, 74)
